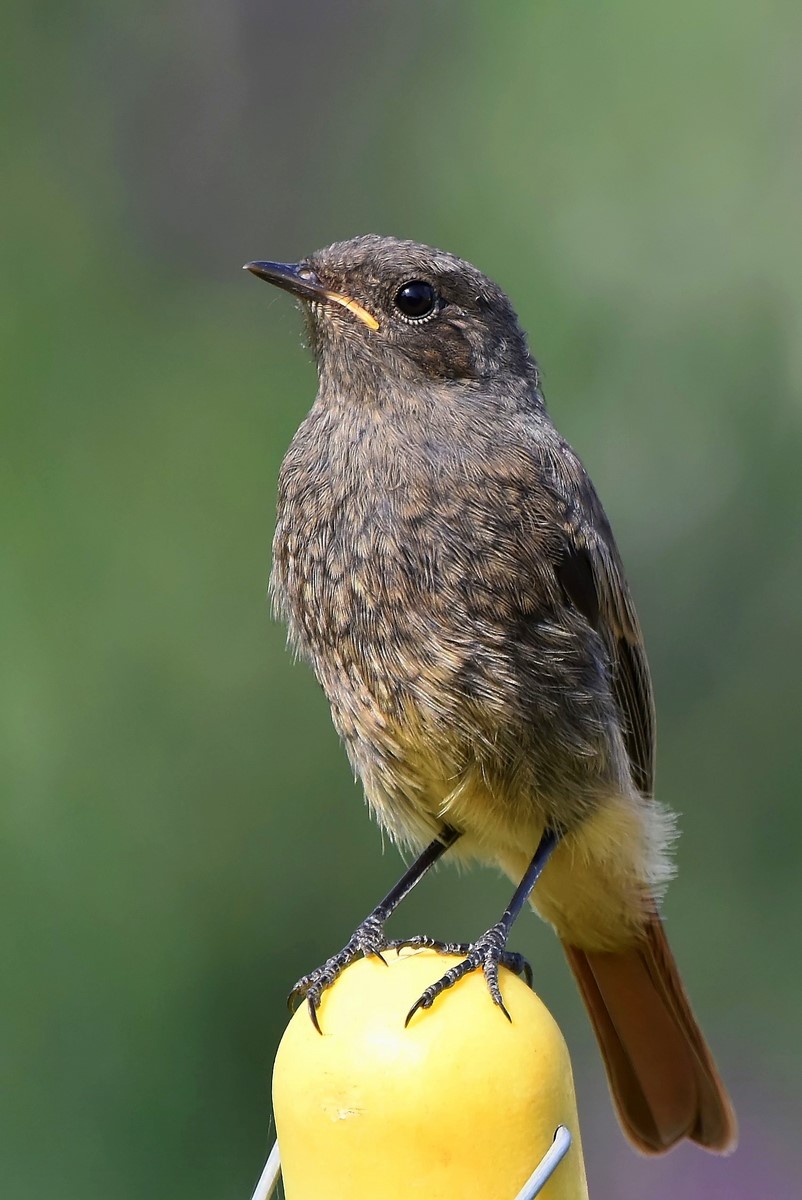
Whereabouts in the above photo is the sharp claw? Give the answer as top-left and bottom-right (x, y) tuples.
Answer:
(405, 997), (425, 1027)
(287, 982), (305, 1013)
(308, 996), (322, 1035)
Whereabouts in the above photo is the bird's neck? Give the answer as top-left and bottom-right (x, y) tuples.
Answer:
(315, 355), (545, 420)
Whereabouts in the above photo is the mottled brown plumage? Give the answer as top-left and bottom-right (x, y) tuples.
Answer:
(246, 236), (737, 1155)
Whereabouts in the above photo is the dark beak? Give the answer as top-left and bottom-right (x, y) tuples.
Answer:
(244, 260), (379, 330)
(244, 260), (330, 303)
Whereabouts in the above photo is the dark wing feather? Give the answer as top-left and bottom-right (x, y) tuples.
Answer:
(551, 451), (655, 797)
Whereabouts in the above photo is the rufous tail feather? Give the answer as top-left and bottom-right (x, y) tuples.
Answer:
(563, 914), (737, 1154)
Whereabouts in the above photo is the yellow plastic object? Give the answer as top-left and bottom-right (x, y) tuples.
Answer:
(272, 948), (589, 1199)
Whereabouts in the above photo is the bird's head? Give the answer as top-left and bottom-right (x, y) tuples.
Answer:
(245, 235), (538, 398)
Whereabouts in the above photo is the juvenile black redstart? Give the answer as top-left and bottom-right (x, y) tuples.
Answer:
(245, 236), (737, 1155)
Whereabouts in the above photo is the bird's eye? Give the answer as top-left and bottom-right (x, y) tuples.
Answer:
(394, 280), (437, 320)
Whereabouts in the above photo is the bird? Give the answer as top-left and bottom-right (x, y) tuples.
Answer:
(245, 235), (737, 1156)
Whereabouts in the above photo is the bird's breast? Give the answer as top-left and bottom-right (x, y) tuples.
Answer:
(272, 402), (535, 700)
(272, 418), (444, 711)
(270, 401), (619, 845)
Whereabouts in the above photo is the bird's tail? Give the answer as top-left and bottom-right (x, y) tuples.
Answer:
(562, 913), (738, 1155)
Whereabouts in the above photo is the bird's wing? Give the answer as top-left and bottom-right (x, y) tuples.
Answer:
(548, 443), (656, 797)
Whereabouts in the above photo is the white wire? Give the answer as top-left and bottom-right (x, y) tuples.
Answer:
(513, 1126), (573, 1199)
(248, 1140), (281, 1200)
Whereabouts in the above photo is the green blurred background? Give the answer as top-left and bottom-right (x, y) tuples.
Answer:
(3, 2), (801, 1196)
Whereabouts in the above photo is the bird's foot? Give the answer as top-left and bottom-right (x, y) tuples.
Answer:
(288, 913), (390, 1032)
(402, 923), (532, 1026)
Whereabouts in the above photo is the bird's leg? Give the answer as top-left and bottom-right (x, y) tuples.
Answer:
(405, 827), (561, 1026)
(289, 826), (460, 1031)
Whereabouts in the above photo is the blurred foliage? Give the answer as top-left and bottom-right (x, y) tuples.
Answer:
(2, 2), (801, 1197)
